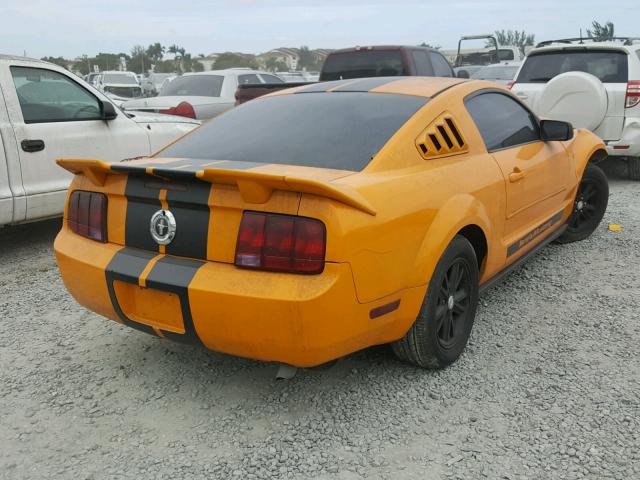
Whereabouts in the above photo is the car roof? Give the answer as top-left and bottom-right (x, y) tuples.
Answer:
(272, 76), (468, 99)
(529, 42), (638, 54)
(329, 45), (440, 54)
(0, 54), (55, 66)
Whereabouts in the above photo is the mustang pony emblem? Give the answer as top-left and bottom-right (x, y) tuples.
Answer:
(149, 210), (176, 245)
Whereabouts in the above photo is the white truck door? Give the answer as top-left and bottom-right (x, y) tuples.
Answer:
(0, 124), (12, 225)
(1, 61), (151, 222)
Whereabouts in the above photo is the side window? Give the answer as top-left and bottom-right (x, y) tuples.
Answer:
(10, 66), (102, 124)
(260, 74), (284, 84)
(238, 74), (261, 85)
(411, 51), (434, 76)
(429, 52), (453, 77)
(465, 92), (539, 150)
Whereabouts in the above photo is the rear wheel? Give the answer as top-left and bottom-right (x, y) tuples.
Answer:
(557, 164), (609, 244)
(628, 157), (640, 181)
(392, 236), (479, 369)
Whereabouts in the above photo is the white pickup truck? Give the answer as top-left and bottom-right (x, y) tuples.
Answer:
(0, 55), (200, 226)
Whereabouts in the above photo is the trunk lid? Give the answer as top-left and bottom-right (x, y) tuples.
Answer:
(58, 157), (363, 263)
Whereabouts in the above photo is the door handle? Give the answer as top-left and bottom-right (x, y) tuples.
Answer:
(509, 168), (525, 182)
(21, 139), (45, 153)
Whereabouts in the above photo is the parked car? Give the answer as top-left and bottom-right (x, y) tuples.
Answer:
(511, 37), (640, 179)
(84, 72), (100, 86)
(0, 55), (200, 226)
(95, 70), (144, 106)
(276, 71), (318, 82)
(443, 34), (525, 68)
(140, 73), (176, 97)
(453, 65), (483, 79)
(235, 45), (455, 105)
(55, 77), (608, 369)
(470, 61), (521, 85)
(121, 69), (284, 120)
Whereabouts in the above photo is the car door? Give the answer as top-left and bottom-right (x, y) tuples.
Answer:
(464, 90), (571, 253)
(1, 62), (150, 221)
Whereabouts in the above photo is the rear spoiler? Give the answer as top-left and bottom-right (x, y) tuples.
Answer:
(57, 158), (376, 216)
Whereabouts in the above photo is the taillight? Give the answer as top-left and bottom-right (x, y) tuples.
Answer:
(235, 212), (326, 274)
(160, 101), (196, 119)
(68, 191), (107, 242)
(506, 80), (515, 90)
(626, 81), (640, 108)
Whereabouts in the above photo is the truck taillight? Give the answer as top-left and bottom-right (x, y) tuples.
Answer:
(68, 191), (107, 242)
(626, 81), (640, 108)
(160, 101), (196, 119)
(506, 80), (515, 90)
(235, 212), (326, 274)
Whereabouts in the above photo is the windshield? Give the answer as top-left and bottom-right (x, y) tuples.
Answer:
(320, 50), (405, 81)
(102, 73), (137, 85)
(160, 75), (224, 96)
(159, 92), (427, 171)
(472, 65), (519, 80)
(516, 50), (628, 83)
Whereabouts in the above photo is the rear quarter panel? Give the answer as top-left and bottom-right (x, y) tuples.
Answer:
(298, 83), (507, 304)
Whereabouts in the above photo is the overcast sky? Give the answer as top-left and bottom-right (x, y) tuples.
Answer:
(0, 0), (636, 59)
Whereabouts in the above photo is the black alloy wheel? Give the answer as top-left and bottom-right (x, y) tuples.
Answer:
(435, 259), (472, 350)
(558, 164), (609, 244)
(392, 235), (479, 369)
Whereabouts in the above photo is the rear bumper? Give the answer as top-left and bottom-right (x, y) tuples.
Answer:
(606, 117), (640, 157)
(54, 228), (423, 367)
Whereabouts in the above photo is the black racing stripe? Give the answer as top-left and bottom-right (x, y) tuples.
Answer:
(145, 256), (205, 345)
(331, 76), (405, 92)
(507, 210), (565, 257)
(124, 175), (161, 253)
(104, 248), (206, 345)
(150, 168), (199, 179)
(164, 179), (211, 259)
(105, 247), (158, 337)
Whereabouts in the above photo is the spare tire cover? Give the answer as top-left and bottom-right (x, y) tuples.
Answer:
(537, 71), (607, 131)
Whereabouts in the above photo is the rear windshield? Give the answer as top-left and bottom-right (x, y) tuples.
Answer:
(158, 92), (427, 171)
(102, 74), (137, 85)
(516, 50), (628, 83)
(161, 75), (224, 96)
(472, 65), (519, 81)
(320, 50), (405, 81)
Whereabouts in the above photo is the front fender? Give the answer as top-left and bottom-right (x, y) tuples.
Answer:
(408, 193), (492, 288)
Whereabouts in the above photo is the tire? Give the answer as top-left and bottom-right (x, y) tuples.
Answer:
(629, 157), (640, 181)
(392, 236), (479, 369)
(557, 164), (609, 244)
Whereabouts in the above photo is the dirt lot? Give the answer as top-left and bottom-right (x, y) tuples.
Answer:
(1, 161), (638, 480)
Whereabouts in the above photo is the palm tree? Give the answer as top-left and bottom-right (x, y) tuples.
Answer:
(587, 21), (615, 41)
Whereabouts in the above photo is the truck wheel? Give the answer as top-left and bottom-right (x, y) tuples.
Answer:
(392, 236), (479, 369)
(629, 157), (640, 181)
(557, 164), (609, 244)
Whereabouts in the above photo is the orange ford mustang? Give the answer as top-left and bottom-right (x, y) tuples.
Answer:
(54, 77), (609, 368)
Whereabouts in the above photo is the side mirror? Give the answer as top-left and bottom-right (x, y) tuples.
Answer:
(101, 100), (118, 121)
(540, 119), (573, 141)
(456, 69), (470, 79)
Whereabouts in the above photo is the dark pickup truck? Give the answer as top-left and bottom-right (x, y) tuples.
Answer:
(235, 45), (455, 105)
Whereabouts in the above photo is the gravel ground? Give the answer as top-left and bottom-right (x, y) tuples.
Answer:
(1, 160), (638, 480)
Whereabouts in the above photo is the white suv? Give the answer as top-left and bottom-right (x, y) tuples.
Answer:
(511, 38), (640, 179)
